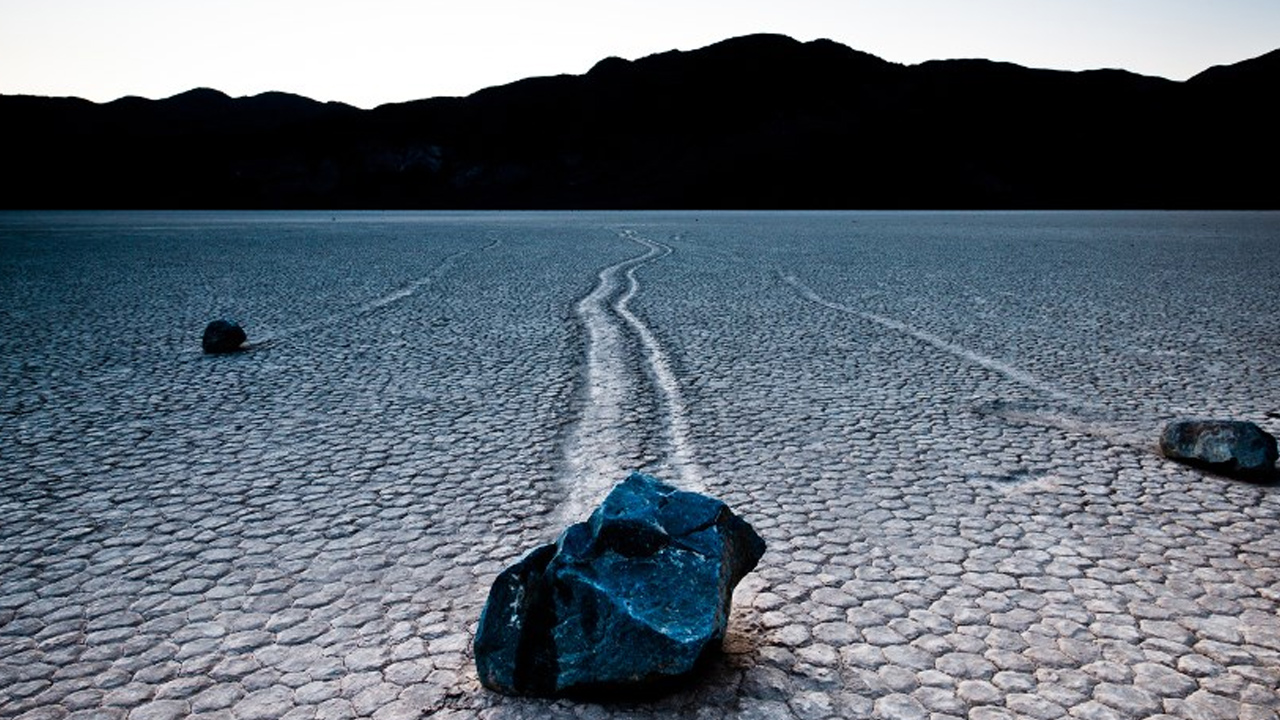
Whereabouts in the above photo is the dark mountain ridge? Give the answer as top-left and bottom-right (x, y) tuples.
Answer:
(2, 34), (1276, 209)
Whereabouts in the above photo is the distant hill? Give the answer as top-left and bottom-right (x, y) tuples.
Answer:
(2, 35), (1277, 209)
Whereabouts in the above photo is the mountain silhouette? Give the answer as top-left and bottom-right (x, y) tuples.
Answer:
(2, 34), (1276, 209)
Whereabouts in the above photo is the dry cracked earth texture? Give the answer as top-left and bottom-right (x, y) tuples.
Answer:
(2, 211), (1278, 720)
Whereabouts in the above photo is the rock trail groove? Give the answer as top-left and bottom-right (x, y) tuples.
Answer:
(615, 233), (706, 494)
(559, 230), (703, 523)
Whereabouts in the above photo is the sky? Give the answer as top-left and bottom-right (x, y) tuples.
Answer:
(1, 0), (1277, 109)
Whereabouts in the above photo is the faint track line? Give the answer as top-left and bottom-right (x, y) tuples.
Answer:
(779, 272), (1171, 453)
(252, 238), (500, 347)
(780, 272), (1074, 402)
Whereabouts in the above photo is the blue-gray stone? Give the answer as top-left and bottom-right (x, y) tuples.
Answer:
(202, 319), (247, 354)
(1160, 419), (1278, 476)
(474, 472), (766, 697)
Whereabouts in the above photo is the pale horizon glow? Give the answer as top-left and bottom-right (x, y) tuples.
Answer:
(1, 0), (1276, 109)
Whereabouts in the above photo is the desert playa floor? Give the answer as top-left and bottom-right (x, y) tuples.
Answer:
(1, 211), (1278, 719)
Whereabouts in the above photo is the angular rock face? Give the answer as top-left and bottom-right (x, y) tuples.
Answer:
(1160, 419), (1278, 476)
(474, 472), (766, 697)
(202, 319), (247, 354)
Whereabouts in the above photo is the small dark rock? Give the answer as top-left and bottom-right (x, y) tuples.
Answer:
(474, 472), (765, 697)
(202, 320), (247, 354)
(1160, 419), (1278, 476)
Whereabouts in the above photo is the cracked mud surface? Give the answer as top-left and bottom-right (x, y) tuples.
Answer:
(2, 211), (1278, 719)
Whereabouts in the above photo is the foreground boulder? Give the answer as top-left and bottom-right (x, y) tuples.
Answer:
(474, 472), (766, 697)
(1160, 419), (1278, 476)
(202, 320), (247, 354)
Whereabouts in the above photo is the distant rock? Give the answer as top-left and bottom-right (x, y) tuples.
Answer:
(1160, 419), (1278, 476)
(474, 472), (766, 697)
(202, 320), (247, 354)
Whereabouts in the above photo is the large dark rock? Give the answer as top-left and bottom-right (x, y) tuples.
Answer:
(474, 472), (766, 697)
(1160, 419), (1278, 476)
(201, 319), (247, 354)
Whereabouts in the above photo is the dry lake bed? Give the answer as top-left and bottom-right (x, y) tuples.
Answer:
(2, 210), (1278, 719)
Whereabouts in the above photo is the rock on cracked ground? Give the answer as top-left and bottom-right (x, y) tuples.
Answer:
(2, 211), (1278, 719)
